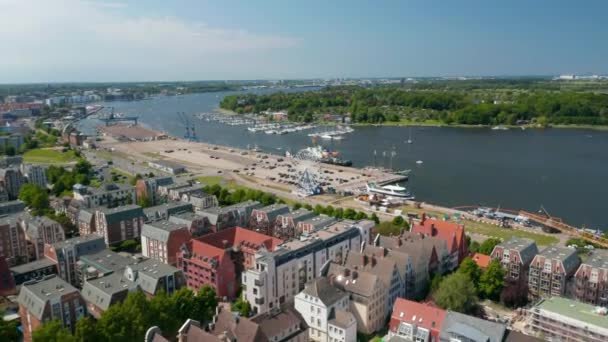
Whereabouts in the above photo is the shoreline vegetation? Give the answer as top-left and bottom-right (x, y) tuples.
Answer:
(219, 82), (608, 128)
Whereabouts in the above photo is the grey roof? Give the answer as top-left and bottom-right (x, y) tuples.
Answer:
(327, 263), (381, 297)
(583, 249), (608, 269)
(150, 175), (174, 186)
(302, 277), (347, 306)
(77, 208), (94, 223)
(78, 249), (138, 275)
(299, 214), (336, 231)
(169, 211), (204, 224)
(256, 204), (290, 221)
(498, 238), (538, 264)
(251, 304), (308, 340)
(10, 258), (56, 274)
(24, 216), (60, 239)
(124, 259), (181, 294)
(89, 182), (134, 195)
(142, 221), (187, 243)
(440, 311), (507, 342)
(17, 276), (79, 320)
(534, 246), (580, 274)
(99, 204), (144, 224)
(345, 251), (398, 291)
(51, 234), (105, 251)
(81, 272), (136, 311)
(328, 310), (356, 329)
(143, 202), (193, 220)
(280, 208), (316, 222)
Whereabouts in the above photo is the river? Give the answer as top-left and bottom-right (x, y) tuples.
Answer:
(77, 90), (608, 230)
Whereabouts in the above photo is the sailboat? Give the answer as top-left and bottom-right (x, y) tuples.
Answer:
(406, 127), (413, 144)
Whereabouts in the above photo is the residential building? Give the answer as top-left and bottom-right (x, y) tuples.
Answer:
(198, 200), (262, 231)
(0, 133), (24, 152)
(143, 202), (193, 223)
(73, 183), (136, 208)
(362, 244), (415, 300)
(528, 297), (608, 342)
(294, 277), (353, 342)
(168, 212), (209, 237)
(344, 250), (403, 316)
(75, 249), (138, 287)
(297, 215), (336, 235)
(135, 176), (174, 205)
(10, 258), (57, 285)
(43, 235), (106, 286)
(141, 221), (191, 266)
(472, 253), (491, 270)
(147, 159), (186, 174)
(21, 216), (65, 261)
(157, 181), (192, 198)
(0, 214), (28, 265)
(273, 208), (317, 240)
(243, 220), (368, 315)
(76, 208), (96, 236)
(123, 259), (185, 298)
(574, 249), (608, 306)
(0, 155), (23, 168)
(326, 263), (387, 334)
(178, 227), (282, 299)
(0, 167), (25, 200)
(491, 237), (538, 281)
(0, 199), (25, 215)
(21, 164), (47, 188)
(17, 275), (86, 342)
(181, 191), (218, 212)
(327, 310), (357, 342)
(0, 256), (16, 296)
(250, 304), (310, 342)
(411, 215), (467, 269)
(94, 204), (145, 245)
(439, 311), (507, 342)
(168, 184), (207, 201)
(528, 246), (580, 298)
(388, 298), (446, 342)
(81, 271), (136, 318)
(249, 204), (290, 236)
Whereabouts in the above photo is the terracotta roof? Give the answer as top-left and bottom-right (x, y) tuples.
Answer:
(412, 216), (464, 254)
(472, 253), (491, 268)
(199, 226), (283, 251)
(389, 298), (446, 336)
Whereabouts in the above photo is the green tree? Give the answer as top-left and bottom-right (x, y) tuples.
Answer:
(458, 257), (482, 290)
(468, 240), (480, 254)
(97, 291), (153, 342)
(479, 260), (505, 300)
(0, 310), (20, 342)
(149, 291), (180, 338)
(430, 274), (444, 293)
(196, 285), (218, 323)
(74, 317), (101, 342)
(343, 208), (357, 220)
(18, 183), (49, 215)
(370, 213), (380, 224)
(479, 238), (501, 255)
(138, 196), (152, 208)
(170, 288), (198, 324)
(231, 296), (252, 317)
(434, 272), (478, 314)
(292, 202), (302, 210)
(392, 215), (405, 226)
(32, 320), (75, 342)
(375, 222), (403, 236)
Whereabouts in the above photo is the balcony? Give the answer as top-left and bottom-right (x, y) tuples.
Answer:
(254, 297), (265, 305)
(254, 279), (264, 286)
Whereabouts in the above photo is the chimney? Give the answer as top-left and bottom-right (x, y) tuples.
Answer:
(397, 237), (402, 247)
(352, 270), (358, 279)
(222, 240), (230, 249)
(343, 268), (350, 277)
(371, 255), (377, 267)
(362, 255), (368, 266)
(431, 223), (437, 236)
(421, 213), (426, 223)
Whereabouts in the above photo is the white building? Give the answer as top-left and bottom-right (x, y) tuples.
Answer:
(243, 220), (373, 315)
(73, 183), (136, 209)
(294, 278), (356, 342)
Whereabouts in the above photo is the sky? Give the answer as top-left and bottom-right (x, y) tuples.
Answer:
(1, 0), (607, 83)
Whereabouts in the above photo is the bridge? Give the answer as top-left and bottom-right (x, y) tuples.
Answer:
(454, 205), (608, 248)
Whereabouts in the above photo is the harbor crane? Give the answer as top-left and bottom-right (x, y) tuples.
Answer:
(177, 112), (197, 141)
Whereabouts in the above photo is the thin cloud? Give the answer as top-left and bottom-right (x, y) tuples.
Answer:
(0, 0), (298, 82)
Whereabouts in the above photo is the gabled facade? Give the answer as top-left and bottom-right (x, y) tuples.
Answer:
(43, 235), (106, 286)
(528, 246), (580, 298)
(490, 237), (538, 281)
(94, 204), (145, 245)
(411, 215), (467, 270)
(0, 214), (28, 265)
(574, 249), (608, 306)
(141, 221), (191, 266)
(21, 216), (65, 261)
(249, 204), (290, 236)
(198, 200), (262, 231)
(388, 298), (445, 342)
(273, 208), (316, 240)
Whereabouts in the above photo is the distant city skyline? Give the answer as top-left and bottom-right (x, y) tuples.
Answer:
(1, 0), (607, 83)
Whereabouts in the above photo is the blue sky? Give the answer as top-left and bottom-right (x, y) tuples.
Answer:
(0, 0), (606, 82)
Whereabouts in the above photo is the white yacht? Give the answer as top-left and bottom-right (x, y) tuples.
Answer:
(366, 182), (414, 199)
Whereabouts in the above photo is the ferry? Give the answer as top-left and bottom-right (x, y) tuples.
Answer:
(366, 182), (414, 199)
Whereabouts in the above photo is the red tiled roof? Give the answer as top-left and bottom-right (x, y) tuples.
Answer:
(189, 239), (227, 267)
(472, 253), (491, 269)
(390, 298), (446, 336)
(198, 227), (282, 251)
(412, 216), (465, 254)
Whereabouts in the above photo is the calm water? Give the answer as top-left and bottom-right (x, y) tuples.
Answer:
(78, 91), (608, 230)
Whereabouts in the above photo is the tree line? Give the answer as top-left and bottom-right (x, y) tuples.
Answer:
(220, 86), (608, 125)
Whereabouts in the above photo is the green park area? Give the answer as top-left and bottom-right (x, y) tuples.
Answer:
(23, 148), (79, 164)
(463, 219), (558, 246)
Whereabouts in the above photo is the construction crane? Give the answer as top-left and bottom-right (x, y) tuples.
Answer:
(177, 112), (197, 141)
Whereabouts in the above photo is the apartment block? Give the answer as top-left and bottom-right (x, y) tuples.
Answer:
(76, 249), (138, 287)
(76, 208), (96, 236)
(490, 237), (538, 281)
(0, 256), (16, 296)
(21, 216), (65, 261)
(574, 249), (608, 306)
(294, 277), (354, 342)
(143, 202), (193, 223)
(73, 182), (136, 208)
(44, 235), (106, 286)
(198, 200), (262, 231)
(326, 263), (387, 334)
(168, 212), (208, 237)
(0, 167), (25, 200)
(528, 297), (608, 342)
(249, 204), (290, 236)
(0, 214), (28, 265)
(141, 221), (191, 266)
(94, 204), (145, 245)
(297, 215), (336, 235)
(273, 208), (317, 240)
(0, 199), (26, 215)
(21, 164), (47, 188)
(528, 246), (580, 298)
(10, 258), (57, 286)
(135, 176), (174, 205)
(17, 276), (86, 342)
(243, 220), (369, 315)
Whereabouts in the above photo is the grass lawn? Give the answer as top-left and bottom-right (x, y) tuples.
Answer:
(197, 175), (227, 186)
(23, 148), (78, 164)
(464, 219), (558, 246)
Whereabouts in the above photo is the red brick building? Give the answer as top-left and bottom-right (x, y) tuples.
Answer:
(412, 215), (467, 270)
(17, 275), (86, 342)
(0, 256), (16, 296)
(490, 237), (538, 281)
(574, 250), (608, 306)
(177, 227), (282, 299)
(141, 221), (192, 266)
